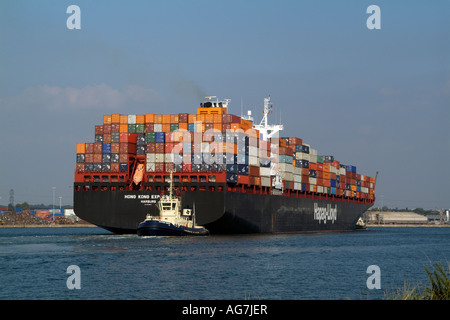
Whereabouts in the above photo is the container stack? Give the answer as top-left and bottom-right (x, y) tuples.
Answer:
(75, 111), (375, 200)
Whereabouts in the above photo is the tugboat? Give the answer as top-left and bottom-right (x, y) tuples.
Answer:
(355, 217), (367, 230)
(137, 171), (209, 236)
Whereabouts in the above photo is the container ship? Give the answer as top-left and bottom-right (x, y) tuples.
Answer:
(74, 96), (376, 234)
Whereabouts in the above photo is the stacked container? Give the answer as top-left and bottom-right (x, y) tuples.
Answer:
(76, 110), (375, 200)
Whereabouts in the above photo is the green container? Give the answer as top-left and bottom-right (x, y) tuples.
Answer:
(128, 124), (136, 133)
(136, 124), (145, 133)
(146, 132), (156, 142)
(317, 155), (323, 163)
(170, 123), (179, 132)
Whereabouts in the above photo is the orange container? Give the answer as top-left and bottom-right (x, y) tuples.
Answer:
(213, 123), (222, 132)
(323, 165), (330, 172)
(213, 114), (222, 123)
(178, 122), (188, 131)
(103, 115), (112, 125)
(145, 114), (155, 123)
(162, 114), (171, 124)
(119, 124), (128, 133)
(76, 143), (86, 153)
(136, 115), (145, 124)
(154, 114), (163, 123)
(162, 124), (171, 132)
(188, 114), (197, 123)
(197, 114), (206, 123)
(111, 114), (121, 123)
(120, 115), (128, 124)
(170, 114), (179, 123)
(205, 114), (213, 123)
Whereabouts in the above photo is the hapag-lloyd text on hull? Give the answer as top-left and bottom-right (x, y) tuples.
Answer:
(313, 203), (337, 224)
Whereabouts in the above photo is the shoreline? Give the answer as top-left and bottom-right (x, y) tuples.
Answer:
(0, 224), (97, 228)
(1, 224), (449, 229)
(366, 223), (450, 228)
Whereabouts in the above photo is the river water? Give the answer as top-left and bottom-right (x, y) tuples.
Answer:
(0, 226), (448, 300)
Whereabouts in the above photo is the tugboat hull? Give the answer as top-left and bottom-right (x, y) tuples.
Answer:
(137, 219), (209, 236)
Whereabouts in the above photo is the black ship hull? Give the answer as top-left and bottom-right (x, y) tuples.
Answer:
(74, 181), (373, 234)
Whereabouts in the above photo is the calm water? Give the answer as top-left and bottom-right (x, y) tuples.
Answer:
(0, 227), (448, 300)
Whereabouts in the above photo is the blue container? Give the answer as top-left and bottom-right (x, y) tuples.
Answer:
(102, 143), (111, 154)
(331, 187), (336, 195)
(330, 179), (336, 188)
(136, 135), (146, 145)
(155, 132), (165, 143)
(119, 163), (128, 172)
(295, 144), (310, 154)
(102, 154), (111, 163)
(188, 123), (195, 132)
(309, 170), (317, 178)
(226, 173), (238, 183)
(226, 164), (237, 173)
(238, 164), (249, 175)
(357, 186), (361, 192)
(279, 155), (293, 164)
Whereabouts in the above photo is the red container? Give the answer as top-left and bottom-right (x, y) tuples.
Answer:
(86, 143), (94, 154)
(249, 166), (260, 177)
(119, 143), (137, 154)
(155, 163), (164, 172)
(93, 154), (102, 163)
(155, 143), (165, 153)
(111, 143), (120, 153)
(223, 114), (241, 124)
(93, 143), (103, 154)
(111, 123), (120, 132)
(183, 164), (192, 172)
(179, 113), (189, 123)
(120, 133), (138, 143)
(145, 123), (154, 132)
(288, 137), (303, 146)
(95, 125), (104, 135)
(238, 175), (249, 185)
(146, 142), (156, 153)
(119, 154), (129, 163)
(111, 163), (119, 172)
(165, 142), (175, 153)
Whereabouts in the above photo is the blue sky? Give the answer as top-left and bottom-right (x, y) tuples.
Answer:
(0, 1), (449, 209)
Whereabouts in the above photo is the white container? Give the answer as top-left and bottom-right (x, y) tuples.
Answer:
(146, 153), (155, 163)
(279, 163), (293, 173)
(249, 156), (259, 166)
(154, 123), (162, 132)
(281, 172), (293, 181)
(249, 146), (258, 157)
(128, 115), (136, 124)
(294, 174), (302, 183)
(165, 153), (174, 163)
(146, 163), (155, 172)
(261, 176), (271, 187)
(294, 182), (302, 190)
(155, 153), (165, 163)
(309, 177), (317, 185)
(317, 185), (324, 193)
(260, 167), (271, 177)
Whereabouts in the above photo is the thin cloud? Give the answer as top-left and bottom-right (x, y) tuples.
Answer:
(0, 84), (160, 111)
